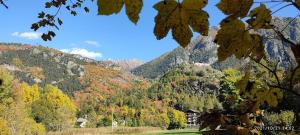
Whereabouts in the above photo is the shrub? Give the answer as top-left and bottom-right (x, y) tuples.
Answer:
(167, 109), (186, 129)
(0, 117), (10, 135)
(265, 111), (295, 126)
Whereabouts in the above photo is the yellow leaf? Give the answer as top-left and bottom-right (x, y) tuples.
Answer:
(216, 0), (253, 18)
(153, 0), (178, 40)
(97, 0), (124, 15)
(98, 0), (143, 24)
(172, 19), (193, 48)
(168, 5), (190, 27)
(247, 4), (272, 30)
(271, 88), (283, 101)
(236, 72), (251, 93)
(188, 10), (209, 35)
(153, 0), (178, 11)
(153, 0), (209, 47)
(293, 68), (300, 84)
(215, 16), (252, 61)
(169, 7), (192, 47)
(249, 34), (265, 61)
(182, 0), (209, 35)
(154, 16), (172, 40)
(296, 0), (300, 8)
(215, 17), (265, 61)
(125, 0), (143, 24)
(182, 0), (208, 10)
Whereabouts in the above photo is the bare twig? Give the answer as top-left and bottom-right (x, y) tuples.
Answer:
(269, 2), (285, 9)
(272, 4), (293, 15)
(271, 25), (297, 46)
(292, 1), (300, 11)
(268, 83), (300, 97)
(254, 0), (285, 3)
(0, 0), (8, 9)
(261, 24), (300, 97)
(280, 13), (300, 33)
(249, 56), (300, 97)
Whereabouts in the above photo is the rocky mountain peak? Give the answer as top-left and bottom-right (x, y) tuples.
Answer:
(132, 17), (300, 79)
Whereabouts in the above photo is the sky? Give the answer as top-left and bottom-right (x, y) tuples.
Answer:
(0, 0), (298, 62)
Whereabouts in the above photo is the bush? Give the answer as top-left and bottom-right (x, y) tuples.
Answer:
(167, 109), (186, 129)
(99, 116), (112, 127)
(23, 118), (46, 135)
(0, 117), (10, 135)
(265, 111), (295, 126)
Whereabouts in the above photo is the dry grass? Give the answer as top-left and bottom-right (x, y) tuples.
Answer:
(47, 127), (162, 135)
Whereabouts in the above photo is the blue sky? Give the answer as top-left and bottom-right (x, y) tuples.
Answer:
(0, 0), (298, 62)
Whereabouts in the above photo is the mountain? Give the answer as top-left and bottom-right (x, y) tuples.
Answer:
(132, 17), (300, 79)
(259, 17), (300, 67)
(147, 63), (223, 111)
(112, 59), (144, 72)
(0, 43), (142, 96)
(132, 27), (244, 79)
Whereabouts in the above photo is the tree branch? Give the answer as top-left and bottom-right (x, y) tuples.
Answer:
(0, 0), (8, 9)
(270, 25), (297, 46)
(249, 56), (300, 98)
(280, 13), (300, 33)
(268, 83), (300, 97)
(254, 0), (286, 3)
(272, 4), (293, 15)
(292, 1), (300, 11)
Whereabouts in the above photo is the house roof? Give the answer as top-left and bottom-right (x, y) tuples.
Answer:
(186, 109), (200, 113)
(77, 118), (87, 123)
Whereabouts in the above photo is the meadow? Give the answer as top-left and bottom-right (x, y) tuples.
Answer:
(47, 127), (200, 135)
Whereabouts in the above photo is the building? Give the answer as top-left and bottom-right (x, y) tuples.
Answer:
(76, 117), (88, 128)
(186, 109), (200, 128)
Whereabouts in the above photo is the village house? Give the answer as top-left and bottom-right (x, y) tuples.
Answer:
(186, 109), (200, 128)
(76, 116), (88, 128)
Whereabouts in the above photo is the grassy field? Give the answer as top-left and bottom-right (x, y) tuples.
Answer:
(138, 129), (200, 135)
(47, 127), (201, 135)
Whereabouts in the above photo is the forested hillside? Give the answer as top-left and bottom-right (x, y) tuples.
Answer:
(0, 42), (222, 128)
(0, 46), (224, 133)
(0, 43), (141, 96)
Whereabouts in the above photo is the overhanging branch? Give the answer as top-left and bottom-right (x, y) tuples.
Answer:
(0, 0), (8, 9)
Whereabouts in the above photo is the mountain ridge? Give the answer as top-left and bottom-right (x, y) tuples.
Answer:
(0, 43), (144, 95)
(132, 17), (300, 79)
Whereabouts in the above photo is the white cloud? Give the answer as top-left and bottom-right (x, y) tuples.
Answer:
(84, 40), (100, 46)
(60, 48), (103, 59)
(12, 32), (42, 40)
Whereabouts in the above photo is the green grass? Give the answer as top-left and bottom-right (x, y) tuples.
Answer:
(137, 129), (200, 135)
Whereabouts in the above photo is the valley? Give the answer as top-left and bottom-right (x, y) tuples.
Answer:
(0, 17), (300, 135)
